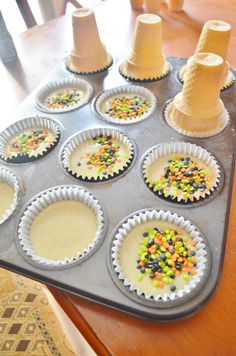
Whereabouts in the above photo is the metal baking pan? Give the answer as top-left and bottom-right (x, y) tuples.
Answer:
(0, 56), (235, 321)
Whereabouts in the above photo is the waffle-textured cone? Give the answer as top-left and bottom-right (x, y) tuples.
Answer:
(67, 8), (112, 73)
(168, 0), (184, 12)
(120, 14), (170, 80)
(144, 0), (161, 14)
(169, 53), (226, 133)
(180, 20), (233, 89)
(130, 0), (143, 10)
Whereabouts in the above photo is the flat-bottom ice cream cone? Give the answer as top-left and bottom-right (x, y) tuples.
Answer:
(119, 14), (170, 81)
(178, 20), (234, 90)
(66, 52), (113, 75)
(166, 53), (229, 137)
(168, 0), (184, 12)
(178, 60), (235, 91)
(120, 57), (170, 82)
(66, 8), (113, 74)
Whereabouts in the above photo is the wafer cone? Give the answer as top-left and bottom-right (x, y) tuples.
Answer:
(168, 0), (184, 12)
(119, 14), (170, 81)
(130, 0), (143, 10)
(144, 0), (162, 14)
(169, 53), (226, 133)
(67, 8), (112, 74)
(179, 20), (233, 89)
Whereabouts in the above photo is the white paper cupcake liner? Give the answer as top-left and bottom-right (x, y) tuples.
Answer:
(178, 64), (235, 91)
(141, 142), (222, 203)
(111, 209), (210, 304)
(35, 78), (93, 113)
(0, 116), (62, 163)
(94, 85), (157, 125)
(65, 54), (113, 75)
(164, 100), (230, 138)
(0, 167), (21, 224)
(60, 127), (135, 182)
(17, 185), (106, 269)
(119, 61), (171, 83)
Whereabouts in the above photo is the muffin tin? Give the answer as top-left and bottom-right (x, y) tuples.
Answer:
(0, 56), (235, 321)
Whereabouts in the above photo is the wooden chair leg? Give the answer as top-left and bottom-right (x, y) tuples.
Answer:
(15, 0), (37, 28)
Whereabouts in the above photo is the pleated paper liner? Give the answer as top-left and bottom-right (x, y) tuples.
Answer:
(164, 100), (230, 138)
(0, 167), (21, 224)
(119, 61), (171, 83)
(35, 78), (93, 113)
(93, 85), (157, 125)
(178, 64), (235, 91)
(16, 185), (106, 269)
(109, 209), (210, 307)
(0, 116), (62, 164)
(60, 127), (136, 183)
(141, 142), (222, 204)
(65, 54), (113, 75)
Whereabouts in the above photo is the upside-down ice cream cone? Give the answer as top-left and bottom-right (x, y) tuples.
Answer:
(179, 20), (234, 89)
(144, 0), (162, 14)
(66, 8), (112, 74)
(168, 0), (184, 12)
(167, 53), (228, 135)
(130, 0), (143, 10)
(119, 14), (170, 81)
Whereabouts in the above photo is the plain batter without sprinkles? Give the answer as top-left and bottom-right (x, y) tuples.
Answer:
(69, 134), (131, 180)
(29, 200), (97, 261)
(0, 182), (15, 220)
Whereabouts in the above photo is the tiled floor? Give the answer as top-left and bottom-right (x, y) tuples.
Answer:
(0, 268), (96, 355)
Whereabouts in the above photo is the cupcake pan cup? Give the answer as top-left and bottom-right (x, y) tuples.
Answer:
(141, 141), (222, 204)
(35, 78), (94, 113)
(16, 185), (106, 269)
(93, 85), (157, 125)
(164, 99), (230, 138)
(109, 209), (210, 308)
(0, 116), (62, 164)
(60, 127), (136, 182)
(0, 56), (235, 321)
(0, 168), (21, 224)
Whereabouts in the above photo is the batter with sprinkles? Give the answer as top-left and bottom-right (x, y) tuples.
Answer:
(136, 227), (197, 292)
(68, 133), (133, 181)
(106, 94), (150, 120)
(145, 154), (216, 202)
(5, 128), (56, 158)
(45, 88), (81, 109)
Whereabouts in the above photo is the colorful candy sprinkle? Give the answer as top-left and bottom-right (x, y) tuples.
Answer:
(106, 95), (150, 120)
(77, 134), (124, 176)
(45, 88), (81, 109)
(6, 128), (52, 157)
(136, 227), (197, 291)
(150, 156), (210, 201)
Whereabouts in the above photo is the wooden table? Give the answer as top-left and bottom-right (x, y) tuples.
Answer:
(1, 0), (236, 354)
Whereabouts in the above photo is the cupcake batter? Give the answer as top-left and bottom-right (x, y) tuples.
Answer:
(119, 220), (197, 296)
(0, 182), (15, 220)
(29, 200), (97, 260)
(69, 134), (131, 180)
(145, 154), (216, 202)
(5, 127), (56, 158)
(45, 88), (82, 109)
